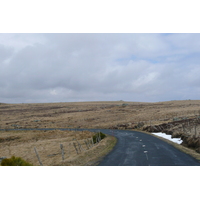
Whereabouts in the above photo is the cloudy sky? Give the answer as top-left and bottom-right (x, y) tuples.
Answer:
(0, 33), (200, 103)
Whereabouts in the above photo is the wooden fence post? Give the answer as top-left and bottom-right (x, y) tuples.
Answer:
(75, 139), (85, 152)
(77, 141), (80, 153)
(84, 140), (89, 150)
(91, 138), (94, 147)
(88, 138), (93, 148)
(34, 147), (43, 166)
(68, 143), (71, 156)
(96, 134), (98, 144)
(73, 142), (79, 154)
(87, 139), (91, 148)
(60, 144), (65, 161)
(86, 139), (89, 149)
(95, 137), (97, 144)
(98, 132), (101, 142)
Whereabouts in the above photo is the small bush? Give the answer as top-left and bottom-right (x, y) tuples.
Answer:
(93, 132), (106, 144)
(1, 156), (32, 166)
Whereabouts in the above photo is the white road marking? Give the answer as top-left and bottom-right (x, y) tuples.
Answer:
(142, 145), (145, 147)
(144, 151), (149, 160)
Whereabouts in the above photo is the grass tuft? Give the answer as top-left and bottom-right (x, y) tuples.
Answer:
(93, 132), (106, 144)
(1, 156), (32, 166)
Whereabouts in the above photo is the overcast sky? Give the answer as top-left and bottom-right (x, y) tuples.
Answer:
(0, 33), (200, 103)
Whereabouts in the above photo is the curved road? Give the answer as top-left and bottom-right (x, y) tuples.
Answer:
(94, 129), (200, 166)
(1, 128), (200, 166)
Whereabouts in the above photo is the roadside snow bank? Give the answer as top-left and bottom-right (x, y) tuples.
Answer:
(151, 132), (183, 144)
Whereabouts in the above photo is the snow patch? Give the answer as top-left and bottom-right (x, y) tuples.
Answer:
(151, 132), (183, 144)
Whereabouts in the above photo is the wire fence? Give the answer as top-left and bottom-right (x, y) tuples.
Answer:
(33, 132), (103, 166)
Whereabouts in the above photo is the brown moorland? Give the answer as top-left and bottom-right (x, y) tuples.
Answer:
(1, 100), (200, 130)
(0, 129), (116, 166)
(0, 100), (200, 165)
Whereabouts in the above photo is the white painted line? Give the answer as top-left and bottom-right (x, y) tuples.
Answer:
(142, 145), (145, 147)
(144, 151), (148, 160)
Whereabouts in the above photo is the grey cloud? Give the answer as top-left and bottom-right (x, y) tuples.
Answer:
(0, 44), (14, 63)
(0, 33), (200, 103)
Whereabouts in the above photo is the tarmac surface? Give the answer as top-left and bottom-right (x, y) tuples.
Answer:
(96, 129), (200, 166)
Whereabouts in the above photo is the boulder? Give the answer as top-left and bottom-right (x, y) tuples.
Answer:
(193, 137), (200, 148)
(185, 136), (197, 148)
(109, 126), (118, 129)
(165, 130), (173, 135)
(118, 124), (127, 128)
(196, 147), (200, 153)
(172, 132), (183, 138)
(137, 122), (144, 128)
(128, 122), (132, 126)
(148, 126), (157, 132)
(142, 125), (158, 132)
(142, 125), (149, 131)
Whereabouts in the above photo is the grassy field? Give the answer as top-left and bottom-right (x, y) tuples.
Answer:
(0, 129), (116, 166)
(0, 100), (200, 165)
(1, 100), (200, 130)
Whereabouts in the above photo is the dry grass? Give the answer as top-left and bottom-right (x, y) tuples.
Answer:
(1, 100), (200, 131)
(1, 100), (200, 130)
(0, 130), (116, 166)
(61, 135), (117, 166)
(1, 100), (200, 164)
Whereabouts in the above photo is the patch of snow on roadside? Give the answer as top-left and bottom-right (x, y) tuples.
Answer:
(151, 132), (183, 144)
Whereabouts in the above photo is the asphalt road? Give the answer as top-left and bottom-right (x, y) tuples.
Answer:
(95, 129), (200, 166)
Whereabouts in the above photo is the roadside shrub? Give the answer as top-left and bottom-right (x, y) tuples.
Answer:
(1, 156), (32, 166)
(93, 132), (106, 144)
